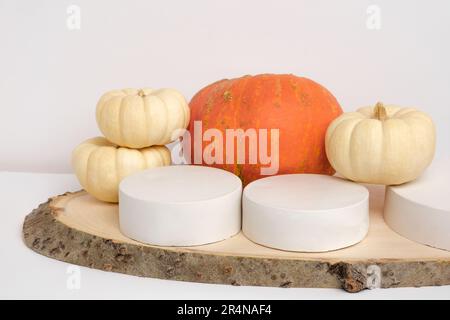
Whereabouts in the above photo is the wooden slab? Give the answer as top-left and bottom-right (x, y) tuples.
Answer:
(22, 186), (450, 293)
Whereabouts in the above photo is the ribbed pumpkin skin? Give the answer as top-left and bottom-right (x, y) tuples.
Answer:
(188, 74), (343, 185)
(325, 105), (436, 185)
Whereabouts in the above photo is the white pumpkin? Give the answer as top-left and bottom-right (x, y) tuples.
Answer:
(325, 102), (436, 185)
(96, 88), (190, 148)
(72, 137), (171, 202)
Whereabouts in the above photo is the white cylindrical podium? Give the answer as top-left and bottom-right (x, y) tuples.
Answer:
(384, 158), (450, 251)
(119, 165), (242, 246)
(242, 174), (369, 252)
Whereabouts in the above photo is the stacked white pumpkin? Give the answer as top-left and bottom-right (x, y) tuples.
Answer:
(72, 88), (190, 202)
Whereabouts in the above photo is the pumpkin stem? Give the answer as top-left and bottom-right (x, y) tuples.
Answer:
(373, 102), (387, 121)
(137, 89), (146, 97)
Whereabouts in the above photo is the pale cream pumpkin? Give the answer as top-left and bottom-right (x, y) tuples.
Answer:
(325, 102), (436, 185)
(96, 88), (190, 148)
(72, 137), (171, 202)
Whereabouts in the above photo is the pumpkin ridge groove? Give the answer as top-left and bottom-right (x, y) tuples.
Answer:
(348, 119), (368, 181)
(142, 95), (150, 146)
(84, 146), (96, 193)
(154, 94), (169, 144)
(118, 97), (127, 146)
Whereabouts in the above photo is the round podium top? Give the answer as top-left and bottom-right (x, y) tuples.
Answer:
(120, 165), (242, 203)
(244, 174), (369, 212)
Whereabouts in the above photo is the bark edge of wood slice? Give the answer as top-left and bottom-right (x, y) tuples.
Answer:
(22, 190), (450, 293)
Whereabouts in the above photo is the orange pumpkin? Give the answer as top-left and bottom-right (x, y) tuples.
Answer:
(187, 74), (342, 185)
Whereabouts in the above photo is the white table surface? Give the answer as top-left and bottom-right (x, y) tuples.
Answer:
(1, 171), (449, 300)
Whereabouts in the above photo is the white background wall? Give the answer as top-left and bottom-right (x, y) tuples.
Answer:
(1, 0), (449, 173)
